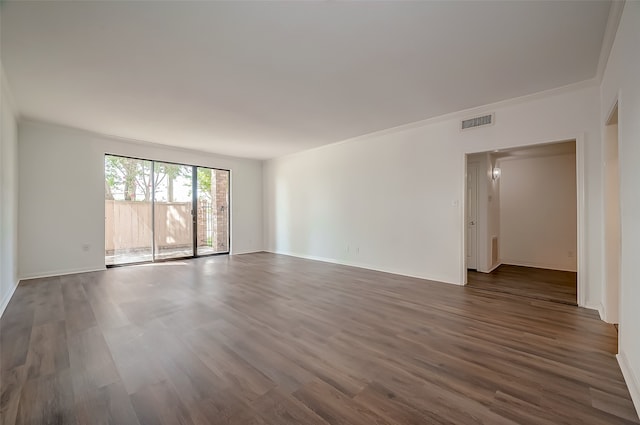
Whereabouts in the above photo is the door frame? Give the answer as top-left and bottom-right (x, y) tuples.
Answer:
(460, 134), (586, 308)
(104, 153), (232, 266)
(602, 97), (621, 324)
(465, 161), (479, 270)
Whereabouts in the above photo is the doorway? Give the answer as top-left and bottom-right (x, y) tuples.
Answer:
(104, 154), (230, 266)
(603, 102), (620, 323)
(464, 141), (579, 305)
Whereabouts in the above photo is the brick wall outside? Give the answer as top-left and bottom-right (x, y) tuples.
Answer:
(213, 170), (229, 252)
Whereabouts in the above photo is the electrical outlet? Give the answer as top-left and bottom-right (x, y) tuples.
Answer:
(82, 244), (90, 252)
(568, 250), (574, 258)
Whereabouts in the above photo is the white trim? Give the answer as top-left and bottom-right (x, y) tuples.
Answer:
(466, 160), (481, 272)
(596, 1), (626, 82)
(19, 266), (106, 281)
(266, 250), (462, 287)
(582, 302), (604, 319)
(617, 350), (640, 417)
(606, 97), (620, 126)
(576, 134), (587, 308)
(500, 260), (577, 273)
(461, 154), (468, 285)
(0, 280), (19, 318)
(496, 151), (576, 163)
(583, 301), (603, 314)
(600, 94), (621, 325)
(484, 262), (503, 274)
(231, 249), (264, 255)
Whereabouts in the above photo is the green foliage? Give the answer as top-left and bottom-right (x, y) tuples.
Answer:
(197, 168), (212, 200)
(104, 156), (151, 201)
(105, 156), (216, 202)
(105, 156), (185, 201)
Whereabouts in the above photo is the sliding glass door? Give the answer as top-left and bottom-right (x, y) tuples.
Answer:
(154, 162), (194, 260)
(105, 155), (230, 265)
(104, 156), (153, 265)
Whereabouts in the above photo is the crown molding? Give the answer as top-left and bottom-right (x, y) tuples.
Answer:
(596, 1), (625, 82)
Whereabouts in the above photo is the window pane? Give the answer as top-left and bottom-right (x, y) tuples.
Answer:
(154, 163), (194, 260)
(105, 155), (153, 265)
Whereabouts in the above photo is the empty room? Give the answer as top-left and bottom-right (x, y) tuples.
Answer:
(1, 1), (639, 424)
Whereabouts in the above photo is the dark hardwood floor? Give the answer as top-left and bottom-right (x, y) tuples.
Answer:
(1, 253), (637, 425)
(467, 264), (578, 305)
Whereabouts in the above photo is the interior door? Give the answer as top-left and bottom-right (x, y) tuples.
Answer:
(466, 163), (478, 270)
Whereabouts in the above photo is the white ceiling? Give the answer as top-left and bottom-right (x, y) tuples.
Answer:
(1, 1), (612, 159)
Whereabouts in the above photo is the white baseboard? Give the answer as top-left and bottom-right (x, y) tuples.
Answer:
(479, 262), (502, 273)
(582, 300), (603, 315)
(20, 266), (106, 281)
(500, 259), (577, 273)
(598, 303), (619, 324)
(617, 350), (640, 417)
(231, 249), (265, 255)
(264, 250), (462, 286)
(0, 280), (19, 318)
(489, 262), (503, 273)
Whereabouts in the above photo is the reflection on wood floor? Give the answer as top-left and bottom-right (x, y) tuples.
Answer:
(1, 253), (636, 424)
(468, 264), (577, 305)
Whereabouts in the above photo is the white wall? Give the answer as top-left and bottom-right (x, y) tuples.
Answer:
(0, 65), (19, 316)
(600, 1), (640, 413)
(18, 121), (263, 279)
(264, 83), (603, 307)
(499, 153), (577, 272)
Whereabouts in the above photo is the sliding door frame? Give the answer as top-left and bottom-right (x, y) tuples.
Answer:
(104, 153), (231, 267)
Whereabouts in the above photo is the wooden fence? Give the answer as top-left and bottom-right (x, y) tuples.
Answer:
(105, 200), (195, 252)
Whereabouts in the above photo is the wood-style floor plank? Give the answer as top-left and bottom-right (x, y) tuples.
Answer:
(1, 253), (637, 425)
(24, 321), (69, 381)
(75, 381), (140, 425)
(468, 264), (577, 305)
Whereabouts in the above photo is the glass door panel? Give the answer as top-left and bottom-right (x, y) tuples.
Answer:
(106, 155), (230, 266)
(104, 156), (153, 265)
(196, 168), (230, 255)
(153, 163), (194, 260)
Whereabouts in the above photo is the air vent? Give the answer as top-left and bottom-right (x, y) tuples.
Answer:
(461, 113), (494, 131)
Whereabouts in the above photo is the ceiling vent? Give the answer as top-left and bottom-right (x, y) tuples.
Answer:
(461, 113), (494, 131)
